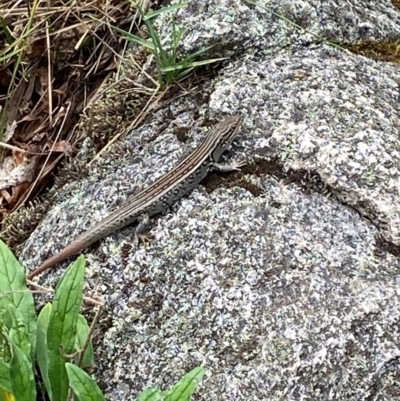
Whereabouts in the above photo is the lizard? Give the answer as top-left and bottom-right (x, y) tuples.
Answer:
(27, 114), (244, 279)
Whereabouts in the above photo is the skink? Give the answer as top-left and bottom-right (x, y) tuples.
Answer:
(28, 115), (244, 279)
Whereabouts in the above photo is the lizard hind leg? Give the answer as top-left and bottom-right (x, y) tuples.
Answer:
(136, 213), (153, 246)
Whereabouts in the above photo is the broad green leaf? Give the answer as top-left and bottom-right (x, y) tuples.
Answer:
(164, 367), (205, 401)
(1, 300), (31, 359)
(0, 309), (11, 330)
(0, 360), (11, 394)
(144, 3), (188, 20)
(0, 328), (11, 363)
(47, 256), (85, 401)
(9, 338), (35, 401)
(75, 315), (93, 369)
(0, 240), (36, 361)
(36, 303), (52, 399)
(1, 389), (16, 401)
(136, 388), (165, 401)
(0, 329), (11, 392)
(65, 363), (106, 401)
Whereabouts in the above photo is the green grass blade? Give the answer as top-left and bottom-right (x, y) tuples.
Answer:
(135, 0), (167, 64)
(9, 338), (36, 401)
(112, 25), (155, 51)
(0, 240), (36, 361)
(36, 303), (52, 399)
(65, 363), (106, 401)
(123, 1), (217, 87)
(179, 46), (215, 62)
(0, 47), (24, 63)
(161, 64), (188, 72)
(144, 3), (188, 20)
(164, 367), (205, 401)
(169, 18), (182, 65)
(75, 315), (93, 369)
(144, 20), (167, 64)
(0, 18), (44, 59)
(46, 256), (86, 401)
(175, 67), (195, 80)
(0, 17), (13, 45)
(172, 27), (185, 50)
(91, 13), (155, 51)
(136, 388), (165, 401)
(161, 57), (225, 72)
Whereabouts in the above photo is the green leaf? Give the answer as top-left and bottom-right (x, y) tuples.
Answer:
(0, 326), (11, 364)
(175, 67), (195, 81)
(0, 240), (36, 361)
(47, 256), (86, 401)
(1, 301), (31, 360)
(9, 338), (36, 401)
(171, 26), (185, 54)
(112, 26), (155, 51)
(0, 17), (13, 45)
(0, 46), (23, 63)
(144, 20), (165, 62)
(75, 315), (93, 369)
(89, 12), (155, 52)
(0, 309), (11, 330)
(134, 0), (167, 66)
(164, 367), (205, 401)
(0, 328), (11, 393)
(65, 363), (106, 401)
(112, 1), (213, 87)
(161, 57), (224, 72)
(36, 303), (52, 399)
(0, 388), (16, 401)
(179, 46), (215, 62)
(144, 3), (188, 20)
(0, 360), (11, 394)
(136, 388), (165, 401)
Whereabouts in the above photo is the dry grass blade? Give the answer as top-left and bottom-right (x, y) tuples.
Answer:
(27, 279), (103, 306)
(1, 0), (217, 252)
(0, 0), (136, 216)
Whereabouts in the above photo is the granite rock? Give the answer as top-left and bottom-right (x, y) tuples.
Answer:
(20, 0), (400, 400)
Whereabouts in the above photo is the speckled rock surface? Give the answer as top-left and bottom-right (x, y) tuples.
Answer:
(20, 0), (400, 400)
